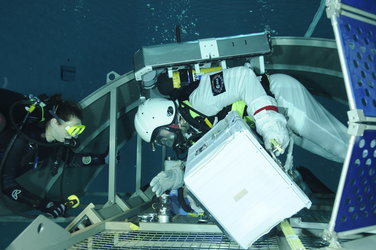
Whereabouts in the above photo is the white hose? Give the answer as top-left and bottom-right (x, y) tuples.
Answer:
(304, 0), (326, 38)
(284, 129), (294, 173)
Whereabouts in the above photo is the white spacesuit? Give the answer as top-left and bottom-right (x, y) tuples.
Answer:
(189, 66), (348, 162)
(134, 66), (349, 196)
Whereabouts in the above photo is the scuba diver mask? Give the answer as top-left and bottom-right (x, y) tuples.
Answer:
(65, 124), (86, 138)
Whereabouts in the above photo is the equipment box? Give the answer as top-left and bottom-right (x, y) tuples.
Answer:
(185, 111), (311, 249)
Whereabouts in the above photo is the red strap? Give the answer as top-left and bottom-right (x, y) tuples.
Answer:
(168, 124), (180, 129)
(253, 105), (278, 116)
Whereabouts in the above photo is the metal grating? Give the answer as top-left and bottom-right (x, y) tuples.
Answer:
(299, 235), (329, 249)
(341, 0), (376, 15)
(337, 14), (376, 116)
(297, 209), (332, 224)
(69, 230), (281, 250)
(335, 130), (376, 232)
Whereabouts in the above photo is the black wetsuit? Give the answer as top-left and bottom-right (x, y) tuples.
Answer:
(0, 125), (58, 208)
(0, 88), (106, 211)
(0, 126), (106, 210)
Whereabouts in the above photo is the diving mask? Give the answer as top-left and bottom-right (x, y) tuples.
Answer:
(65, 124), (86, 138)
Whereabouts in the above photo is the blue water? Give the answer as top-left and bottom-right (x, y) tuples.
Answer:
(0, 0), (334, 248)
(0, 0), (332, 101)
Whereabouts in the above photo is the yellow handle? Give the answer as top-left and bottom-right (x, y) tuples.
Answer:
(280, 220), (306, 250)
(66, 194), (80, 208)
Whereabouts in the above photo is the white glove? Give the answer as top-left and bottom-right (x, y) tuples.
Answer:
(254, 109), (289, 156)
(164, 159), (183, 171)
(150, 160), (184, 197)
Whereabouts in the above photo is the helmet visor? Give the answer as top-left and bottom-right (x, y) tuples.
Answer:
(152, 127), (178, 148)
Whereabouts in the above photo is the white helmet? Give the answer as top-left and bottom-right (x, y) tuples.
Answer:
(134, 98), (176, 142)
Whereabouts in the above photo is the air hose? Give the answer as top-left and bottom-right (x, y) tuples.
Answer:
(177, 187), (193, 213)
(8, 99), (62, 147)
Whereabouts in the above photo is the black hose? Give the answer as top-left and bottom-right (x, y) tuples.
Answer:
(175, 25), (181, 43)
(59, 149), (70, 204)
(0, 107), (33, 174)
(9, 100), (62, 147)
(177, 187), (193, 213)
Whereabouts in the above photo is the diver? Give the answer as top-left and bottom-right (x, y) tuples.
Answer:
(0, 88), (107, 218)
(134, 66), (349, 198)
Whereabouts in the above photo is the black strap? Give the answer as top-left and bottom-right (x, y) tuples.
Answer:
(177, 101), (214, 133)
(261, 74), (275, 98)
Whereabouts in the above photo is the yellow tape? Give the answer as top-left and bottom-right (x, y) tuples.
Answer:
(129, 223), (140, 230)
(172, 71), (181, 89)
(270, 139), (283, 153)
(192, 67), (222, 81)
(280, 220), (306, 250)
(197, 66), (222, 73)
(204, 118), (213, 128)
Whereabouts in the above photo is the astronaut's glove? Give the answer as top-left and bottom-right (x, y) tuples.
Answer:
(38, 200), (66, 218)
(150, 160), (184, 197)
(164, 159), (184, 171)
(254, 109), (289, 156)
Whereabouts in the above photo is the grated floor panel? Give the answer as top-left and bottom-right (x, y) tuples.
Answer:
(69, 230), (282, 250)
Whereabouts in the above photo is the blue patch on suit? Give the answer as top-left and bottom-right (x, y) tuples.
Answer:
(210, 72), (225, 96)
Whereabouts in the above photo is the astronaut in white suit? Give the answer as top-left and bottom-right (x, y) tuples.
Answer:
(134, 66), (349, 196)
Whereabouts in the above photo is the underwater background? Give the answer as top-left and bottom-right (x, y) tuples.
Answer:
(0, 0), (344, 248)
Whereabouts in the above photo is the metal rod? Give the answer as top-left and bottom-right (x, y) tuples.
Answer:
(341, 4), (376, 22)
(328, 135), (356, 232)
(341, 10), (376, 26)
(136, 135), (142, 191)
(330, 15), (356, 110)
(107, 88), (118, 204)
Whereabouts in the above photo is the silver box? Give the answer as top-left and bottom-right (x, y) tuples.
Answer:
(185, 111), (311, 249)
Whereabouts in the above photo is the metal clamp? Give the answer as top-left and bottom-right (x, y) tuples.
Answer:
(326, 0), (342, 19)
(199, 39), (219, 59)
(347, 109), (376, 136)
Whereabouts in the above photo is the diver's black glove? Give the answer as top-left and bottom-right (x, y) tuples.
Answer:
(38, 200), (66, 218)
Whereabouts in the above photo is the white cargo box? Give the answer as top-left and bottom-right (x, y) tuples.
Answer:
(184, 111), (311, 249)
